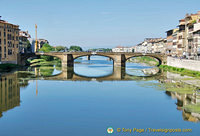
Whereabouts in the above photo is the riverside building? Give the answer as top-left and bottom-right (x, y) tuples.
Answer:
(0, 16), (20, 64)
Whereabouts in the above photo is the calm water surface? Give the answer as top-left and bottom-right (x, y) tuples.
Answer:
(0, 56), (199, 136)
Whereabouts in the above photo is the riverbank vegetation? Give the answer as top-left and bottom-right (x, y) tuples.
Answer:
(39, 44), (55, 61)
(160, 65), (200, 77)
(29, 59), (61, 67)
(140, 81), (198, 94)
(127, 56), (159, 66)
(30, 43), (62, 66)
(30, 44), (83, 66)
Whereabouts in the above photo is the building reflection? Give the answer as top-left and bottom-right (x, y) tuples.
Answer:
(166, 88), (200, 122)
(159, 71), (200, 122)
(0, 73), (20, 118)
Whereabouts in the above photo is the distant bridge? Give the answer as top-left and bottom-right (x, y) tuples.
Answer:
(17, 52), (167, 68)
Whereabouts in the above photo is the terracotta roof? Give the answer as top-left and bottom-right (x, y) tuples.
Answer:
(179, 19), (185, 22)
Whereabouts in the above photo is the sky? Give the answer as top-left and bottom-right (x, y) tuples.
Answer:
(1, 0), (200, 49)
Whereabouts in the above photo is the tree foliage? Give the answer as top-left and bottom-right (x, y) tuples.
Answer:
(39, 43), (55, 61)
(69, 45), (83, 51)
(88, 48), (112, 52)
(55, 46), (67, 51)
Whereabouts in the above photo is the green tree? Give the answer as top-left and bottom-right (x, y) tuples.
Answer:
(55, 46), (67, 52)
(87, 48), (112, 52)
(69, 45), (83, 51)
(39, 43), (55, 61)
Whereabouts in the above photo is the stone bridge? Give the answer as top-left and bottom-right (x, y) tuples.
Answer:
(18, 52), (167, 68)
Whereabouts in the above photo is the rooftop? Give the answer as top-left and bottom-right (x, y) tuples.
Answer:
(0, 16), (19, 27)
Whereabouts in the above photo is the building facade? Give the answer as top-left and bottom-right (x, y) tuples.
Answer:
(134, 38), (166, 53)
(30, 38), (49, 53)
(193, 23), (200, 57)
(0, 16), (19, 64)
(167, 11), (200, 58)
(152, 38), (167, 54)
(112, 46), (134, 52)
(19, 31), (31, 53)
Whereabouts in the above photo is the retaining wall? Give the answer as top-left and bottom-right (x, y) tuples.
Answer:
(167, 57), (200, 72)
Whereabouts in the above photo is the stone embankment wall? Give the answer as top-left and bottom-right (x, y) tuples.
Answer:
(167, 57), (200, 72)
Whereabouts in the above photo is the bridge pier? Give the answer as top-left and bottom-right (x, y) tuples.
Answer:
(113, 54), (126, 68)
(87, 55), (91, 60)
(62, 54), (74, 68)
(61, 67), (74, 79)
(113, 66), (125, 79)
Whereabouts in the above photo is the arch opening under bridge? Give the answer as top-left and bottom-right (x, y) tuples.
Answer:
(73, 54), (114, 61)
(125, 55), (162, 66)
(73, 55), (114, 78)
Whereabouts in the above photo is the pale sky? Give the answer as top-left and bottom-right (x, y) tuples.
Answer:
(1, 0), (200, 49)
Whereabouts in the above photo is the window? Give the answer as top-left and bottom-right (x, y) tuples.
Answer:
(8, 49), (12, 55)
(178, 44), (182, 48)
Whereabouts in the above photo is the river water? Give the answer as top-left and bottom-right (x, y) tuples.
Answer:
(0, 56), (200, 136)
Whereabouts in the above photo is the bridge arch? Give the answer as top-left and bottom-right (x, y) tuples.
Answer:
(18, 53), (64, 66)
(125, 54), (163, 66)
(73, 54), (114, 61)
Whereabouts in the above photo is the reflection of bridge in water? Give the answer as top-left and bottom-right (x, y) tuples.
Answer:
(30, 67), (163, 81)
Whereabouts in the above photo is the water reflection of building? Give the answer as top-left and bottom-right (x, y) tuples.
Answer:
(166, 91), (200, 122)
(0, 73), (20, 118)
